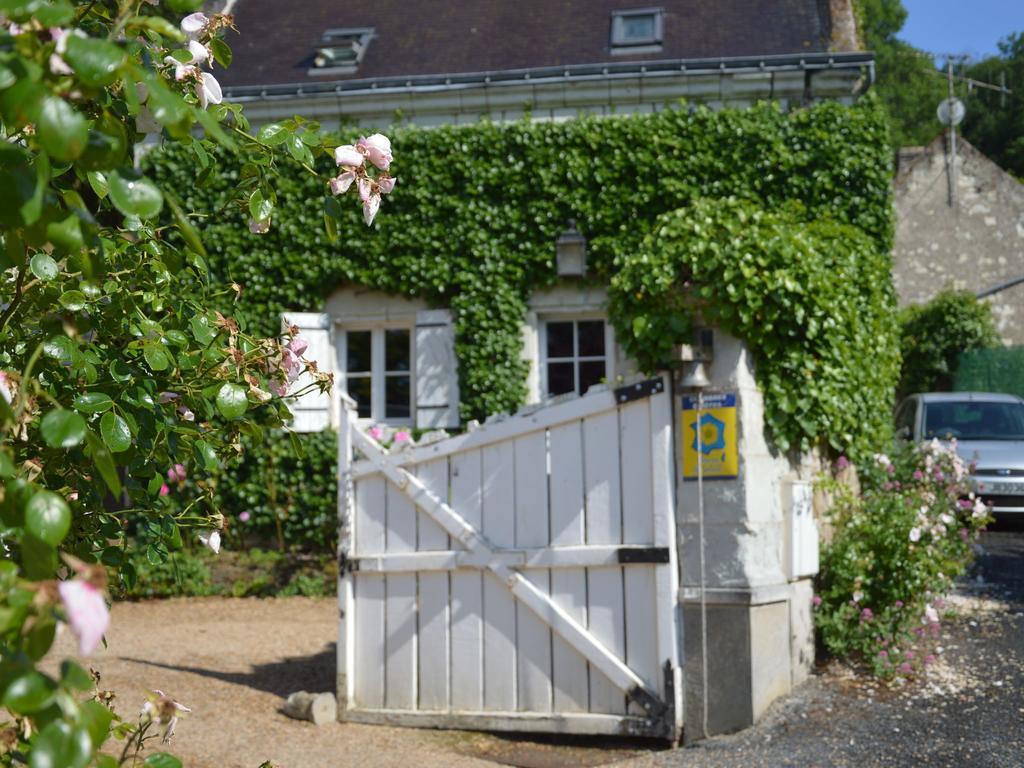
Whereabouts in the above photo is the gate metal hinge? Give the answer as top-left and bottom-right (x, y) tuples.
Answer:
(624, 659), (677, 740)
(614, 378), (664, 405)
(337, 550), (356, 575)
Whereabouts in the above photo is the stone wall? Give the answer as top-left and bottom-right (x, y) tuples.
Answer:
(892, 136), (1024, 343)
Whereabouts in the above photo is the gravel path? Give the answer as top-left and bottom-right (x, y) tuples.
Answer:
(48, 530), (1024, 768)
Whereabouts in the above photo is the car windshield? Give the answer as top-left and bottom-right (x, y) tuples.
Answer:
(923, 400), (1024, 441)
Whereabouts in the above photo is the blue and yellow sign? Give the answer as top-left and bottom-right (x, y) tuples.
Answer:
(681, 393), (738, 480)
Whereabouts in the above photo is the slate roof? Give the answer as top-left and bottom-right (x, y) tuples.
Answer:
(220, 0), (842, 88)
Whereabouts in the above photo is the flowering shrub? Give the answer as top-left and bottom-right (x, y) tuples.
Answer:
(0, 1), (392, 765)
(815, 439), (992, 678)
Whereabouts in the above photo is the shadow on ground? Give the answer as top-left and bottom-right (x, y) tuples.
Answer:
(120, 642), (336, 698)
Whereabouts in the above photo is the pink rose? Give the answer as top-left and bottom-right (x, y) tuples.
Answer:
(363, 194), (381, 226)
(288, 337), (309, 357)
(249, 217), (271, 234)
(367, 426), (383, 440)
(167, 463), (187, 483)
(239, 511), (251, 522)
(378, 176), (397, 195)
(180, 12), (209, 38)
(159, 483), (170, 496)
(359, 134), (392, 170)
(58, 580), (109, 656)
(330, 171), (356, 195)
(334, 145), (364, 168)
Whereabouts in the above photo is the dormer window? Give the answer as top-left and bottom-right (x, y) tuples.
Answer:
(610, 8), (663, 53)
(310, 28), (374, 75)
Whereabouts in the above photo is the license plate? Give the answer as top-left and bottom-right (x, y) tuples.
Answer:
(980, 480), (1023, 494)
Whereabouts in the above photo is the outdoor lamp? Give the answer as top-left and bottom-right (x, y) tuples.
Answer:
(555, 219), (587, 277)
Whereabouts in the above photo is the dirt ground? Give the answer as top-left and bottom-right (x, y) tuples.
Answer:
(46, 529), (1024, 768)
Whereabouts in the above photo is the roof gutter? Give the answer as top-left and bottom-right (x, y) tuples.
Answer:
(223, 51), (874, 102)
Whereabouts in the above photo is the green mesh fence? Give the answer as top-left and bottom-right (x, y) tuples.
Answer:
(954, 346), (1024, 397)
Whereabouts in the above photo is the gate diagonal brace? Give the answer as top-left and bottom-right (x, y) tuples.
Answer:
(350, 427), (670, 719)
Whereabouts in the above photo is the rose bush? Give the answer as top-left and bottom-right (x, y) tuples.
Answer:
(0, 1), (391, 765)
(815, 439), (992, 679)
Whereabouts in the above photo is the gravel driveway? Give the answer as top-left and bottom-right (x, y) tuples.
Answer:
(49, 529), (1024, 768)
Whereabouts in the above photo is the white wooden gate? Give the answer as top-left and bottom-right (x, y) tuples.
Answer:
(336, 377), (681, 739)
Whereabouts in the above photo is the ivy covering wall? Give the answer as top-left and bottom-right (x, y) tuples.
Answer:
(148, 95), (897, 457)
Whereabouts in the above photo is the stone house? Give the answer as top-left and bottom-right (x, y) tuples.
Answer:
(217, 0), (868, 739)
(893, 135), (1024, 343)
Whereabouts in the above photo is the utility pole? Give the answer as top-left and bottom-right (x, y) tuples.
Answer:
(946, 60), (957, 209)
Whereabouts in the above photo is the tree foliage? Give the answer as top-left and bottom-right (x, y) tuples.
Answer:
(898, 289), (1000, 398)
(962, 33), (1024, 179)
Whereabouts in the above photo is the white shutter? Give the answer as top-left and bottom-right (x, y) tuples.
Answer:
(415, 309), (459, 429)
(282, 312), (334, 433)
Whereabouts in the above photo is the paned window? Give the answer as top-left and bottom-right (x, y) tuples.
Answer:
(610, 8), (663, 48)
(543, 319), (608, 397)
(342, 328), (412, 422)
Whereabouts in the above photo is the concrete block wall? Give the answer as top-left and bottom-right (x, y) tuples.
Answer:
(677, 330), (819, 739)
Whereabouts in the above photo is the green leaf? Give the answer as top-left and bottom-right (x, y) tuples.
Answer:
(248, 189), (273, 223)
(143, 343), (171, 372)
(25, 617), (56, 660)
(37, 96), (88, 161)
(125, 15), (184, 41)
(108, 169), (163, 219)
(108, 360), (132, 382)
(40, 409), (87, 448)
(216, 382), (248, 420)
(143, 753), (182, 768)
(72, 392), (113, 413)
(99, 411), (131, 453)
(210, 38), (232, 68)
(46, 214), (84, 255)
(2, 671), (56, 714)
(193, 439), (218, 471)
(59, 290), (88, 311)
(86, 170), (108, 199)
(22, 533), (57, 579)
(25, 491), (71, 546)
(29, 720), (92, 768)
(30, 252), (58, 281)
(165, 193), (207, 257)
(60, 660), (93, 691)
(190, 313), (217, 344)
(64, 35), (126, 87)
(86, 430), (122, 495)
(78, 700), (114, 750)
(257, 122), (288, 146)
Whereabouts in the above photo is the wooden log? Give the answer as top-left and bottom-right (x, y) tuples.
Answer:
(282, 691), (336, 726)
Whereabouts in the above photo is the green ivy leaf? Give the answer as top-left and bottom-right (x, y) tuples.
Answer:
(25, 491), (71, 546)
(37, 96), (88, 161)
(216, 382), (248, 419)
(99, 412), (131, 453)
(29, 253), (58, 281)
(40, 409), (87, 448)
(108, 169), (164, 220)
(72, 392), (113, 413)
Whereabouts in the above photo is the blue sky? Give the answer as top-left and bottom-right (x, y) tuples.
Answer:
(901, 0), (1024, 61)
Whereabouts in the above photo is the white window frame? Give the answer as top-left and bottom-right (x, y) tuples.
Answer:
(337, 324), (415, 425)
(610, 7), (664, 50)
(539, 314), (615, 399)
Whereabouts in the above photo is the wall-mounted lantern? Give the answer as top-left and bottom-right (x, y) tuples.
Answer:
(555, 219), (587, 277)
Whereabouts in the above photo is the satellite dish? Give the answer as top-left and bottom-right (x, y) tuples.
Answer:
(937, 97), (965, 126)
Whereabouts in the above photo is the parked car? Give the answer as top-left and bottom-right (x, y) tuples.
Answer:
(895, 392), (1024, 514)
